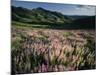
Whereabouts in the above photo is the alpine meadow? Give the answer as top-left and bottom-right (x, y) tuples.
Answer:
(11, 1), (96, 74)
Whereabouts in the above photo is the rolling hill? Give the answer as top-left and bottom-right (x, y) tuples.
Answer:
(11, 6), (96, 29)
(12, 6), (72, 25)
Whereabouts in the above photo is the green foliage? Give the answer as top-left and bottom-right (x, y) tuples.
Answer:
(63, 32), (73, 37)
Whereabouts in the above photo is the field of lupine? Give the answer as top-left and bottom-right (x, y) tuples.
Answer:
(11, 25), (96, 74)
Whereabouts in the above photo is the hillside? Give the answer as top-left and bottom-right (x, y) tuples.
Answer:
(73, 16), (96, 29)
(69, 15), (90, 20)
(12, 6), (96, 29)
(12, 6), (72, 25)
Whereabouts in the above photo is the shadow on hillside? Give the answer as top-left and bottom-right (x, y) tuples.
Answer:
(30, 24), (95, 30)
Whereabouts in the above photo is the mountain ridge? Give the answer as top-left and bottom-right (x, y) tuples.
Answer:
(12, 6), (72, 25)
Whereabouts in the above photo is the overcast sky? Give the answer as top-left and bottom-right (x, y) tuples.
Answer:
(12, 0), (96, 16)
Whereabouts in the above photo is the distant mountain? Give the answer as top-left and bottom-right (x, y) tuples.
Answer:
(69, 15), (90, 20)
(12, 6), (72, 25)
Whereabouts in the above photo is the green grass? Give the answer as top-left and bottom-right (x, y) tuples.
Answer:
(63, 32), (73, 37)
(12, 21), (50, 29)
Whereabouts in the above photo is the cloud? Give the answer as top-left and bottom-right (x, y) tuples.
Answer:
(75, 5), (96, 10)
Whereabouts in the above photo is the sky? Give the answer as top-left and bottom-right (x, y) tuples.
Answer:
(11, 0), (96, 16)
